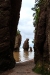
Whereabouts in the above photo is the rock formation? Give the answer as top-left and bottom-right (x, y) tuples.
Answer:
(34, 0), (50, 71)
(0, 0), (22, 72)
(23, 39), (29, 51)
(30, 47), (32, 51)
(14, 34), (22, 51)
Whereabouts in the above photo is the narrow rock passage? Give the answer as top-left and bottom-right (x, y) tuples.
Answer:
(0, 60), (41, 75)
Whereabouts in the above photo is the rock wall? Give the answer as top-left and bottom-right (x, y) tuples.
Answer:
(0, 0), (22, 72)
(34, 0), (50, 67)
(14, 34), (22, 51)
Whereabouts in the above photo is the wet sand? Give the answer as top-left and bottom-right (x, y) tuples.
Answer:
(0, 59), (41, 75)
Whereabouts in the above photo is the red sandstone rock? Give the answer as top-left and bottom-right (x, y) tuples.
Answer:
(14, 34), (22, 51)
(0, 0), (22, 72)
(23, 38), (29, 51)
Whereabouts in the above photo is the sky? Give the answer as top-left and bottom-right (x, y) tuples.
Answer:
(18, 0), (35, 48)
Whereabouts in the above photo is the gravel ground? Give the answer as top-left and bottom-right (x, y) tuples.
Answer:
(0, 60), (41, 75)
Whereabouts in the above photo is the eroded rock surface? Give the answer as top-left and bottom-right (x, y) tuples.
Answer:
(0, 0), (22, 72)
(34, 0), (50, 70)
(23, 38), (29, 51)
(14, 34), (22, 51)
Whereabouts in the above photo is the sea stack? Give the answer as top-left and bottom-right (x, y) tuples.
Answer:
(23, 38), (29, 51)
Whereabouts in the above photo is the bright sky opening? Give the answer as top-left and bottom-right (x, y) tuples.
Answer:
(18, 0), (35, 48)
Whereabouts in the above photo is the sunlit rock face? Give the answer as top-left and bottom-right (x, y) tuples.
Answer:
(34, 0), (50, 66)
(0, 0), (22, 72)
(23, 39), (29, 51)
(14, 34), (22, 51)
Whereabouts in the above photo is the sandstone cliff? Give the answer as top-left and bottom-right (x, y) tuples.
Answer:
(0, 0), (22, 72)
(14, 34), (22, 51)
(34, 0), (50, 71)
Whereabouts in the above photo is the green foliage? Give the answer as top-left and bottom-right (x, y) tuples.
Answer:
(33, 7), (40, 27)
(16, 29), (20, 35)
(32, 40), (34, 43)
(32, 66), (42, 74)
(32, 62), (50, 75)
(31, 0), (43, 44)
(32, 62), (42, 74)
(31, 0), (41, 27)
